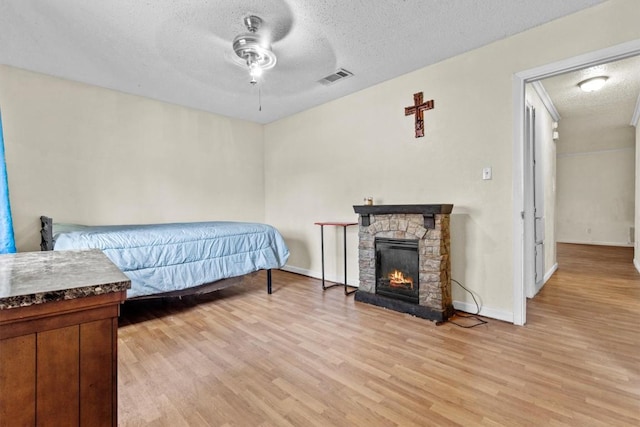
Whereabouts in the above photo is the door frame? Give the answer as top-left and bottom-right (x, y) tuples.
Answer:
(512, 39), (640, 325)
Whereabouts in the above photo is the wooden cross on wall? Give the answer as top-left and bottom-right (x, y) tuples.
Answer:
(404, 92), (434, 138)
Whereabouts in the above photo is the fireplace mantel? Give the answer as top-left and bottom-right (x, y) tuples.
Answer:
(353, 204), (453, 228)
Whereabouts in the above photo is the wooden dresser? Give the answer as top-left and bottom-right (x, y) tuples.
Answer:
(0, 249), (130, 426)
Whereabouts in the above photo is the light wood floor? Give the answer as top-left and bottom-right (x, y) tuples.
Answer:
(118, 244), (640, 426)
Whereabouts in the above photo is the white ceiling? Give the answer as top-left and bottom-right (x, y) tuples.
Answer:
(1, 0), (606, 124)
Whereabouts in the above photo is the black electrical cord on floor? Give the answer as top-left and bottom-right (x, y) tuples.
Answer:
(449, 279), (488, 328)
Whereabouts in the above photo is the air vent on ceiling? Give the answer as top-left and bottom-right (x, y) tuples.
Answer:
(318, 68), (354, 85)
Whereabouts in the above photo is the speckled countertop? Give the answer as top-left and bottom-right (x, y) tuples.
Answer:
(0, 249), (131, 310)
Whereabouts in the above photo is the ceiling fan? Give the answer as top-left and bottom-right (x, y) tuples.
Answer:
(155, 1), (337, 102)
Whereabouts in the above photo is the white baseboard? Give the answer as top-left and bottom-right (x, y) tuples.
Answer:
(452, 301), (513, 323)
(281, 264), (316, 278)
(634, 258), (640, 274)
(556, 239), (633, 247)
(543, 263), (558, 284)
(281, 265), (359, 288)
(528, 262), (558, 298)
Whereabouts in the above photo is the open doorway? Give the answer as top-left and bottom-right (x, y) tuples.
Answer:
(512, 39), (640, 325)
(524, 55), (640, 302)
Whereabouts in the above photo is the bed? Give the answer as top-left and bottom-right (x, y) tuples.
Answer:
(40, 216), (289, 299)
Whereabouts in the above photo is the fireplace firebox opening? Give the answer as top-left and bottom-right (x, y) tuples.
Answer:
(375, 237), (419, 304)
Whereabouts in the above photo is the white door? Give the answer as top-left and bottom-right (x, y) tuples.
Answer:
(525, 104), (545, 298)
(532, 106), (545, 291)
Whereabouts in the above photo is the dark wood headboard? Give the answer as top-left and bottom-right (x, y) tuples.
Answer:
(40, 215), (54, 251)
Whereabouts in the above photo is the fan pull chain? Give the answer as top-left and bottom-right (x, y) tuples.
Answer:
(259, 88), (262, 112)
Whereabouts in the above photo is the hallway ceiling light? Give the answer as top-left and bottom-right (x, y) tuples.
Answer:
(578, 76), (608, 92)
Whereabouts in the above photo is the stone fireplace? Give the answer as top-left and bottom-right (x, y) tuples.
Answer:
(353, 204), (454, 322)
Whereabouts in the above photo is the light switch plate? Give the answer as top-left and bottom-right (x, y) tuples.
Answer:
(482, 167), (492, 180)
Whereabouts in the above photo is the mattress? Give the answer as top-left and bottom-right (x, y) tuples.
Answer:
(53, 221), (289, 298)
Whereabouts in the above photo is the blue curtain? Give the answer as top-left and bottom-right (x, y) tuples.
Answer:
(0, 108), (16, 254)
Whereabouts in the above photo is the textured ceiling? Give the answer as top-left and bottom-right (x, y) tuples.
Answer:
(1, 0), (606, 124)
(540, 54), (640, 149)
(542, 55), (640, 123)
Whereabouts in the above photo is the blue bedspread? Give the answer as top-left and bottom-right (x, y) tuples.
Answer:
(53, 221), (289, 298)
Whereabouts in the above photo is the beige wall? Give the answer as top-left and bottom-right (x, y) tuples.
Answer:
(0, 66), (266, 252)
(557, 146), (635, 246)
(265, 0), (640, 320)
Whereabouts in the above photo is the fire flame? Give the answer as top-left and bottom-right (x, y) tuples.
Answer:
(388, 270), (414, 289)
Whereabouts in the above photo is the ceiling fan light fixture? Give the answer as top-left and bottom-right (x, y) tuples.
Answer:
(248, 59), (263, 76)
(232, 15), (276, 84)
(248, 57), (263, 85)
(578, 76), (608, 92)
